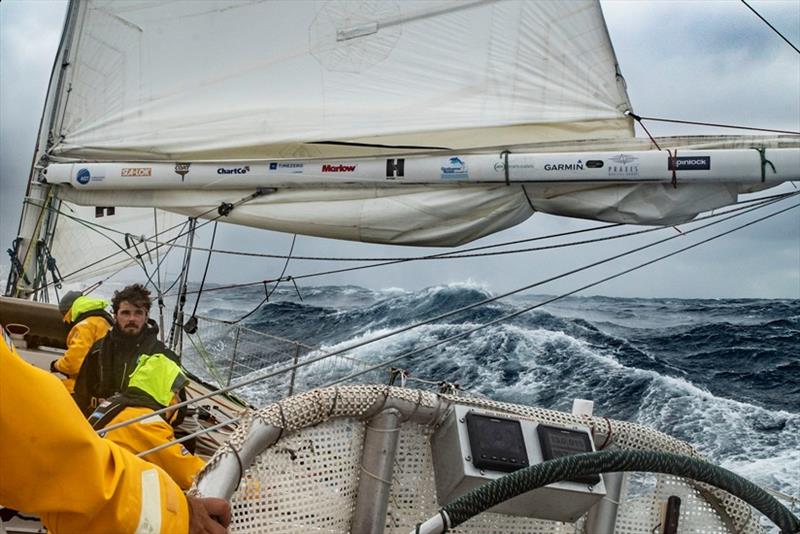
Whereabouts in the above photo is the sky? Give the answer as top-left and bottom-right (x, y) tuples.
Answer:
(0, 0), (798, 299)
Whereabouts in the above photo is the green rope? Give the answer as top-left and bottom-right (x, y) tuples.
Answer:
(186, 330), (227, 387)
(753, 147), (776, 183)
(441, 450), (800, 534)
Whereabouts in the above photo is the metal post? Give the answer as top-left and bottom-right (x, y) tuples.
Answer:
(584, 472), (624, 534)
(351, 408), (401, 534)
(225, 326), (240, 387)
(287, 342), (301, 396)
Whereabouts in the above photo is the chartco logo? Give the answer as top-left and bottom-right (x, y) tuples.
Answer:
(322, 164), (356, 173)
(668, 156), (710, 171)
(217, 166), (250, 175)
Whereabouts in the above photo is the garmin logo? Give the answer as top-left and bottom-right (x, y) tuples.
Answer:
(322, 164), (356, 173)
(217, 166), (250, 175)
(668, 156), (711, 171)
(544, 162), (583, 171)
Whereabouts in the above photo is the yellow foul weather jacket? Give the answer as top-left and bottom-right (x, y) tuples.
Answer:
(52, 296), (112, 392)
(0, 330), (189, 533)
(103, 406), (206, 491)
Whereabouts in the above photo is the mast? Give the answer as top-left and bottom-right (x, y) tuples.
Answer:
(6, 0), (83, 299)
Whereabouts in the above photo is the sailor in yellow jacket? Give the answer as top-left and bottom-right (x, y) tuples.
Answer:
(90, 353), (206, 490)
(0, 326), (213, 533)
(50, 291), (113, 393)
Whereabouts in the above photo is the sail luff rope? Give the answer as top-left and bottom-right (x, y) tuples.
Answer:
(97, 193), (799, 435)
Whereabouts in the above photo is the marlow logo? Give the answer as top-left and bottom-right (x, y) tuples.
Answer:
(322, 164), (356, 172)
(121, 167), (152, 177)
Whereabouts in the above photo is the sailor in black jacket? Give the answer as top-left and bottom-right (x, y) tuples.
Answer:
(72, 284), (180, 416)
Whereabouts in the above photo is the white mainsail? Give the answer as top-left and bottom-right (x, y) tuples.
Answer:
(8, 0), (797, 295)
(52, 0), (632, 160)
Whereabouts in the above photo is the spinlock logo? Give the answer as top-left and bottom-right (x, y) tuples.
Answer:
(121, 167), (152, 177)
(543, 161), (583, 171)
(668, 156), (711, 171)
(441, 156), (468, 179)
(217, 166), (250, 175)
(174, 163), (191, 181)
(76, 168), (91, 185)
(322, 164), (357, 173)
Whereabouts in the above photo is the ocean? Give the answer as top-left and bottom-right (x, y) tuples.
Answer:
(183, 282), (799, 517)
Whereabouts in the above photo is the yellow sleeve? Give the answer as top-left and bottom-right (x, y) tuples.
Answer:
(54, 316), (111, 378)
(0, 339), (189, 534)
(106, 408), (207, 491)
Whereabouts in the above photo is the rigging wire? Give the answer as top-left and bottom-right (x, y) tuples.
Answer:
(740, 0), (800, 54)
(628, 113), (800, 136)
(164, 192), (798, 297)
(25, 190), (264, 294)
(98, 193), (799, 435)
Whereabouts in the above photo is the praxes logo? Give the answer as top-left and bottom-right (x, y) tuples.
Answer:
(217, 166), (250, 175)
(386, 158), (404, 179)
(174, 163), (191, 181)
(668, 156), (710, 171)
(608, 154), (640, 177)
(322, 164), (357, 173)
(121, 167), (152, 177)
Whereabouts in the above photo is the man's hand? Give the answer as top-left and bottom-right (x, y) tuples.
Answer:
(187, 496), (231, 534)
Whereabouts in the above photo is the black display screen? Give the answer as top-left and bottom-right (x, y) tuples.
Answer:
(536, 424), (600, 485)
(465, 412), (529, 473)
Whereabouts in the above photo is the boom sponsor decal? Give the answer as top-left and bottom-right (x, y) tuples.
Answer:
(217, 166), (250, 175)
(386, 158), (404, 179)
(585, 160), (604, 168)
(268, 162), (304, 173)
(441, 156), (468, 179)
(121, 167), (152, 177)
(322, 164), (357, 173)
(174, 163), (191, 181)
(76, 168), (91, 185)
(668, 156), (711, 171)
(543, 161), (584, 171)
(608, 154), (640, 177)
(493, 162), (535, 172)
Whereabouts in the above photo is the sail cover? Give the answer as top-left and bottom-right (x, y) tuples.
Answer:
(50, 0), (632, 161)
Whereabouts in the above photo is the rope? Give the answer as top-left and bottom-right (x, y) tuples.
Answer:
(740, 0), (800, 55)
(753, 147), (777, 183)
(628, 113), (800, 136)
(165, 191), (797, 297)
(439, 450), (800, 533)
(93, 195), (799, 438)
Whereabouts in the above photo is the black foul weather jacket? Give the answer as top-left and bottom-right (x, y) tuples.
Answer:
(73, 320), (180, 416)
